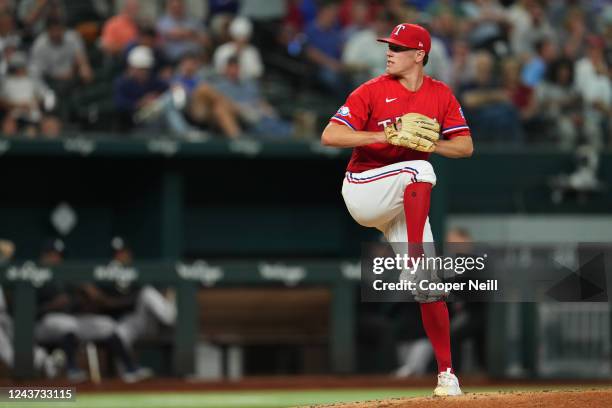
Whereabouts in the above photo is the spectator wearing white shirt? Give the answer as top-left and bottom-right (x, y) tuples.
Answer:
(507, 0), (555, 59)
(30, 17), (93, 84)
(213, 16), (263, 81)
(341, 0), (370, 42)
(30, 17), (93, 123)
(574, 36), (611, 148)
(461, 0), (508, 52)
(425, 35), (452, 84)
(0, 52), (60, 137)
(342, 11), (394, 87)
(535, 58), (583, 148)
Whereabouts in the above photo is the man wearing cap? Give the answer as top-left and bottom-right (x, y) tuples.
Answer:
(321, 23), (473, 396)
(114, 45), (169, 132)
(213, 16), (263, 81)
(34, 238), (90, 382)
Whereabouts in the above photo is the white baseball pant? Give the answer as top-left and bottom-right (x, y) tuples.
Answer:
(341, 160), (437, 243)
(116, 286), (176, 346)
(35, 313), (116, 343)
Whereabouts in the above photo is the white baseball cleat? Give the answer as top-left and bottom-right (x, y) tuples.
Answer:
(433, 368), (463, 397)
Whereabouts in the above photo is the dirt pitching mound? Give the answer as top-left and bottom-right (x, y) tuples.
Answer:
(307, 389), (612, 408)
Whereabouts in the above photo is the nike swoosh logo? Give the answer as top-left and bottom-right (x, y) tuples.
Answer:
(385, 98), (397, 103)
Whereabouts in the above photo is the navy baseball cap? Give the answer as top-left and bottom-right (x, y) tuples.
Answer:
(378, 23), (431, 54)
(111, 236), (129, 253)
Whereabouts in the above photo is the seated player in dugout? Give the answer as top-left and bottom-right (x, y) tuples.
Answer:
(321, 23), (473, 397)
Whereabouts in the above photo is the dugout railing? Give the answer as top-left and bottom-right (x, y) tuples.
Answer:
(0, 260), (360, 379)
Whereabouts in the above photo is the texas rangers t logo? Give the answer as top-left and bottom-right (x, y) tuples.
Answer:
(393, 24), (406, 36)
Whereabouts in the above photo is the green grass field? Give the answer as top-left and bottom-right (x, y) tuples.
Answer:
(0, 389), (427, 408)
(2, 385), (608, 408)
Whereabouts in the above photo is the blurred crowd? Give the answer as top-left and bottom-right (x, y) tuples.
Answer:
(0, 236), (176, 382)
(0, 0), (608, 147)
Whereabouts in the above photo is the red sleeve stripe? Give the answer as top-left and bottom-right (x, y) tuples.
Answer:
(442, 125), (470, 134)
(330, 116), (356, 130)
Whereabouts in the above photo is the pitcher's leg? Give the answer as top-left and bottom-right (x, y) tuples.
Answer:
(383, 179), (453, 376)
(403, 183), (453, 375)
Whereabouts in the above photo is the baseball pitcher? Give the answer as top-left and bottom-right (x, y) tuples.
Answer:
(321, 23), (473, 396)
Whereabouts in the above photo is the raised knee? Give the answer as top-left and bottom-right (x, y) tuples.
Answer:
(345, 204), (384, 228)
(355, 217), (379, 228)
(412, 161), (436, 185)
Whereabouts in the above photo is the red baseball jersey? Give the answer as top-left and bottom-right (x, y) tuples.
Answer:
(329, 74), (470, 173)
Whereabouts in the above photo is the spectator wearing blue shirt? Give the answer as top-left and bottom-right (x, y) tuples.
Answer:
(304, 1), (351, 98)
(114, 46), (168, 132)
(521, 38), (557, 88)
(157, 0), (210, 63)
(169, 52), (242, 138)
(210, 55), (293, 139)
(172, 54), (201, 95)
(459, 51), (524, 144)
(299, 0), (319, 27)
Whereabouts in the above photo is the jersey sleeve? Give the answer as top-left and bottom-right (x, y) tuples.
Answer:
(441, 91), (471, 139)
(329, 84), (369, 131)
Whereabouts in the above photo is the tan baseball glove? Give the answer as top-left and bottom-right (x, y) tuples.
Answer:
(383, 113), (440, 152)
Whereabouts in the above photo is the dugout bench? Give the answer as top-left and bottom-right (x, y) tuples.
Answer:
(199, 287), (331, 377)
(0, 260), (359, 379)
